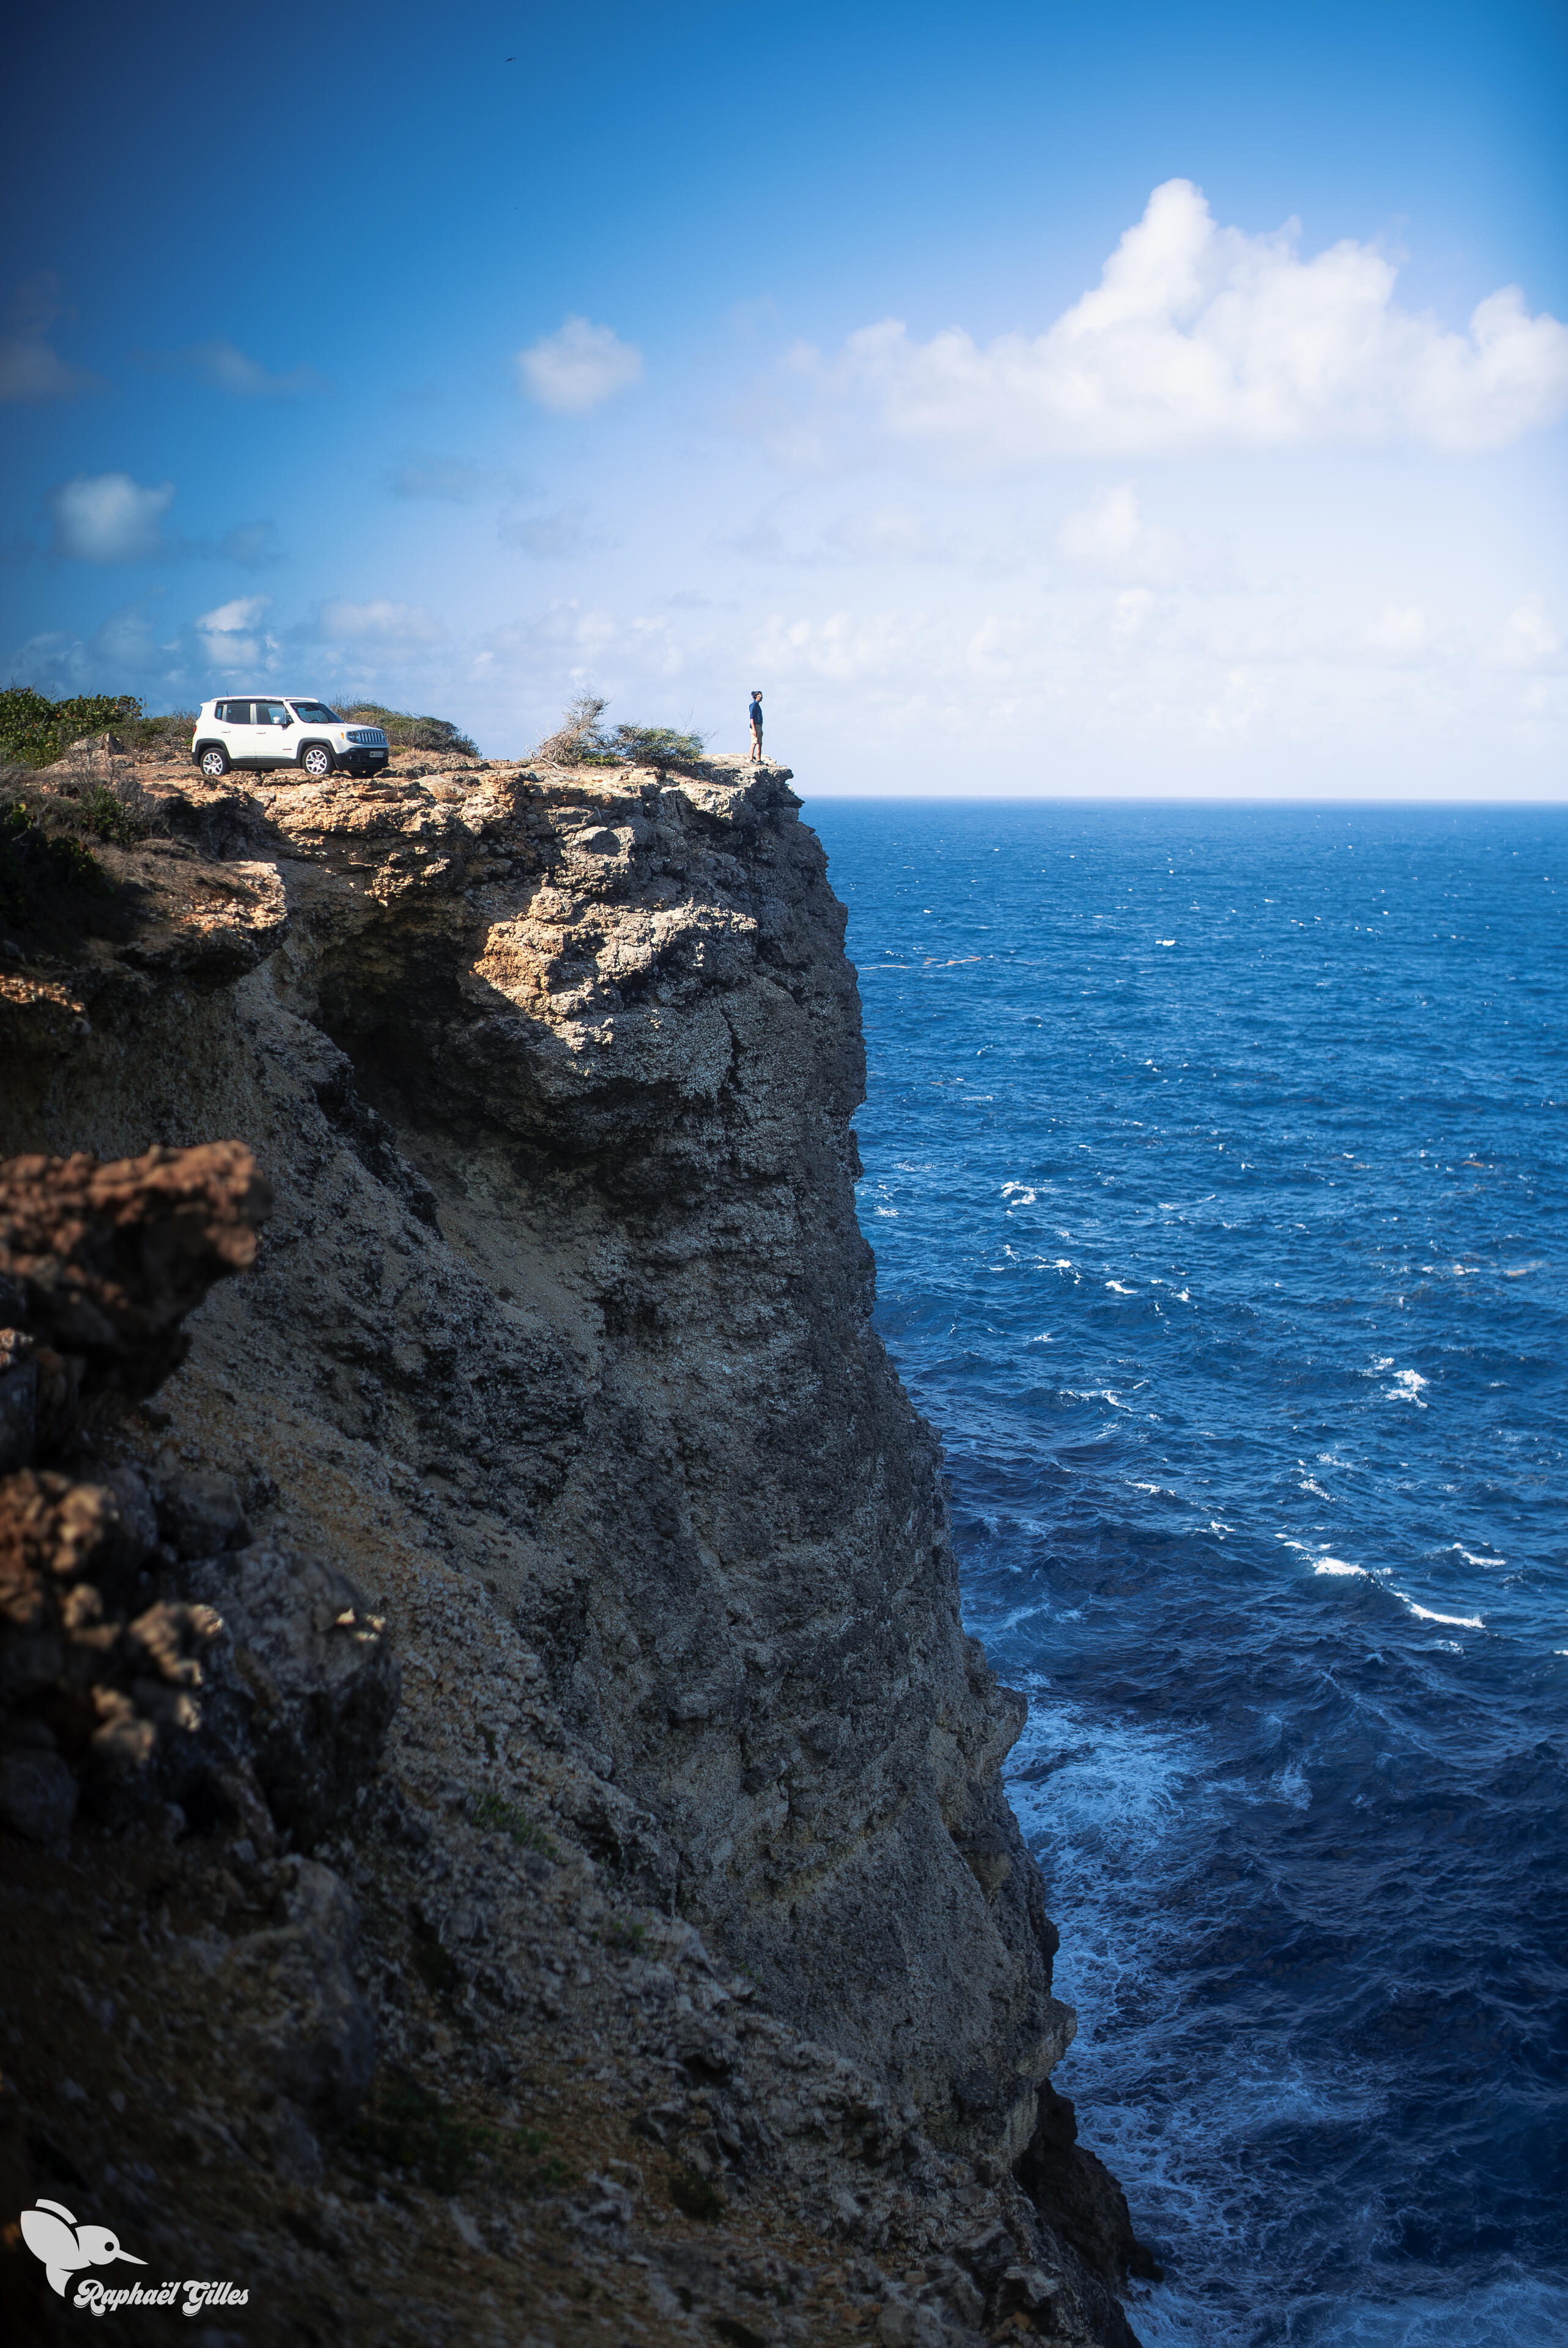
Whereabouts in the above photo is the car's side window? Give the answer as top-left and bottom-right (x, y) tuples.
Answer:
(257, 700), (289, 727)
(221, 701), (253, 726)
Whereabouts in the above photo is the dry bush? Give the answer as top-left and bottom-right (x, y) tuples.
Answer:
(528, 695), (706, 773)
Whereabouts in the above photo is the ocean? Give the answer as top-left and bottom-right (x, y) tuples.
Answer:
(807, 797), (1568, 2347)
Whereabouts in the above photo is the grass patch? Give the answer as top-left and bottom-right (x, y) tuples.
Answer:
(353, 2077), (574, 2196)
(593, 1911), (646, 1955)
(355, 2078), (491, 2191)
(472, 1790), (558, 1857)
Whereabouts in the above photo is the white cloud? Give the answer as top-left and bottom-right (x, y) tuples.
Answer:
(515, 316), (643, 413)
(1056, 484), (1179, 579)
(199, 595), (270, 638)
(1491, 594), (1562, 670)
(1363, 604), (1432, 661)
(196, 594), (275, 673)
(0, 275), (101, 402)
(48, 472), (174, 561)
(824, 505), (934, 562)
(218, 520), (284, 568)
(316, 598), (446, 645)
(775, 179), (1568, 466)
(143, 338), (324, 396)
(750, 607), (929, 685)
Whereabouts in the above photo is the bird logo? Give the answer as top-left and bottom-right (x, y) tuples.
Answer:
(19, 2199), (147, 2296)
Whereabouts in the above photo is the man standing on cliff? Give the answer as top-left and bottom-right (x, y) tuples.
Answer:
(748, 691), (763, 761)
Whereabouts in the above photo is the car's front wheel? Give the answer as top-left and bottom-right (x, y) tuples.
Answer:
(301, 743), (335, 779)
(199, 746), (229, 779)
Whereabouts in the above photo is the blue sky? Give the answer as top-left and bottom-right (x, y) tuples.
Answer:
(4, 0), (1565, 794)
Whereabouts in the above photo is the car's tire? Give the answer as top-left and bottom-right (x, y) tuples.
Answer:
(199, 746), (229, 779)
(301, 743), (335, 779)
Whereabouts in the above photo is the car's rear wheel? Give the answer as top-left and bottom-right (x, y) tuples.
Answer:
(302, 743), (335, 779)
(199, 746), (229, 778)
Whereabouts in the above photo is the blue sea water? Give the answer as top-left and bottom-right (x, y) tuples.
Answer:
(807, 798), (1568, 2347)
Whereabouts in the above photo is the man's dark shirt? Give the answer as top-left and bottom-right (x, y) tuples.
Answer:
(749, 698), (763, 731)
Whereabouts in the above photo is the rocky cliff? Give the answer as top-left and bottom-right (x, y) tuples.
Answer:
(0, 739), (1152, 2345)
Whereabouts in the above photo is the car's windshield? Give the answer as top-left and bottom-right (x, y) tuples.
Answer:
(289, 702), (339, 722)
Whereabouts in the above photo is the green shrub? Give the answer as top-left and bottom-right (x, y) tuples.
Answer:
(0, 685), (142, 769)
(532, 694), (707, 772)
(353, 2077), (572, 2196)
(76, 782), (152, 845)
(125, 709), (196, 754)
(472, 1789), (558, 1857)
(336, 700), (479, 757)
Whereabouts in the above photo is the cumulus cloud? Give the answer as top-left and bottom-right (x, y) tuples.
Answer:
(141, 338), (325, 396)
(316, 598), (446, 645)
(0, 274), (102, 402)
(196, 594), (276, 672)
(516, 316), (643, 413)
(48, 472), (174, 562)
(1491, 594), (1562, 670)
(1056, 484), (1180, 579)
(1363, 604), (1432, 662)
(199, 595), (270, 638)
(774, 179), (1568, 466)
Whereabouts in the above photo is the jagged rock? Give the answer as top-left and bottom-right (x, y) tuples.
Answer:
(0, 758), (1148, 2347)
(224, 1859), (375, 2127)
(877, 2299), (950, 2347)
(0, 1142), (270, 1422)
(1017, 2084), (1162, 2287)
(186, 1546), (399, 1848)
(157, 1468), (248, 1558)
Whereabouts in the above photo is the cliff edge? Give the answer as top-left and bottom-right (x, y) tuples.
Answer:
(0, 741), (1151, 2344)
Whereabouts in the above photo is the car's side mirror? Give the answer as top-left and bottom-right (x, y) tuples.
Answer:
(279, 715), (292, 727)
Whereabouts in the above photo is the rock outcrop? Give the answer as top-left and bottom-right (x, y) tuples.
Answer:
(0, 743), (1153, 2344)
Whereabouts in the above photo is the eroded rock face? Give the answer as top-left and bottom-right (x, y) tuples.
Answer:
(0, 753), (1148, 2333)
(0, 1141), (270, 1435)
(0, 1144), (398, 1891)
(183, 1545), (399, 1848)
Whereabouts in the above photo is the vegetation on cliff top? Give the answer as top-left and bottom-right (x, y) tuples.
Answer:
(3, 682), (709, 776)
(0, 684), (143, 768)
(531, 694), (707, 773)
(336, 700), (480, 757)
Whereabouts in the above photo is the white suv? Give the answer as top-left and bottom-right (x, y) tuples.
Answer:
(190, 697), (390, 782)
